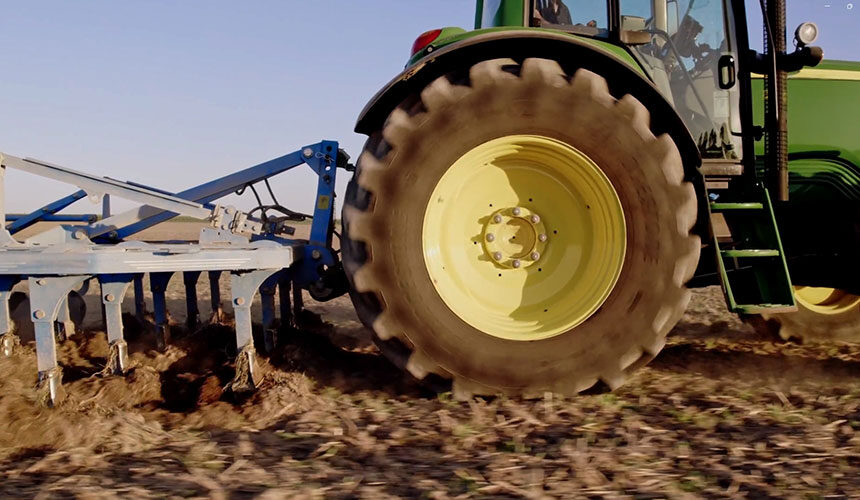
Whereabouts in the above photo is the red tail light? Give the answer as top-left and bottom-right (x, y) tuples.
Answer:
(411, 29), (443, 56)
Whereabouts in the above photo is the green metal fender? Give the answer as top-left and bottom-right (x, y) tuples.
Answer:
(354, 29), (707, 237)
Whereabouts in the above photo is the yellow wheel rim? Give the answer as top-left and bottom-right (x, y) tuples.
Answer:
(794, 286), (860, 316)
(422, 135), (626, 341)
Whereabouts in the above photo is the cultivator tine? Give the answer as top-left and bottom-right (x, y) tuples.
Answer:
(28, 275), (89, 407)
(260, 275), (279, 353)
(99, 275), (134, 375)
(0, 277), (20, 357)
(183, 271), (202, 330)
(133, 274), (147, 322)
(278, 275), (293, 329)
(292, 277), (303, 324)
(208, 270), (224, 324)
(54, 296), (74, 341)
(227, 269), (279, 393)
(150, 272), (174, 350)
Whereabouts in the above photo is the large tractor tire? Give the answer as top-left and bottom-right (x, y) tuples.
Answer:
(342, 58), (700, 398)
(758, 287), (860, 343)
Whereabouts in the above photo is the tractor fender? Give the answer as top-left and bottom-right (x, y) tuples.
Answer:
(357, 31), (699, 167)
(355, 30), (708, 239)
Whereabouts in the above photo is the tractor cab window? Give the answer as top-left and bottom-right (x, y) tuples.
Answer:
(621, 0), (743, 159)
(531, 0), (609, 37)
(481, 0), (504, 27)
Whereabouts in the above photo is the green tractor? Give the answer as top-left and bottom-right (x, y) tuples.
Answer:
(341, 0), (860, 398)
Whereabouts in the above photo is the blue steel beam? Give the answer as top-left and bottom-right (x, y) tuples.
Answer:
(303, 141), (339, 246)
(6, 214), (97, 224)
(92, 147), (317, 241)
(6, 190), (88, 235)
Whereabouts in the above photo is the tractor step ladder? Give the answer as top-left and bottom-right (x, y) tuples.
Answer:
(708, 186), (796, 314)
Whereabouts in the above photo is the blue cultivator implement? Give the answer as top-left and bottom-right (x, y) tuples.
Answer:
(0, 141), (350, 406)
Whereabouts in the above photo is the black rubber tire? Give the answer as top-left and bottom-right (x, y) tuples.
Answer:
(342, 58), (700, 398)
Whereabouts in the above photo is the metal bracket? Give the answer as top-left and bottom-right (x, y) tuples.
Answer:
(99, 274), (134, 374)
(149, 272), (174, 350)
(0, 276), (21, 356)
(28, 275), (89, 407)
(228, 269), (281, 393)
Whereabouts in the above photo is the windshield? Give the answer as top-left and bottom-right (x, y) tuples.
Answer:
(531, 1), (610, 37)
(622, 0), (742, 159)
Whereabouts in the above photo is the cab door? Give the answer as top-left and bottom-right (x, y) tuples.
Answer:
(621, 0), (745, 161)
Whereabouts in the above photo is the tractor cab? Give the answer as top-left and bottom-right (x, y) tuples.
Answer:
(478, 0), (745, 160)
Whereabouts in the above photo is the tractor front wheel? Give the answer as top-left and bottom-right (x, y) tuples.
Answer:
(342, 58), (700, 397)
(758, 286), (860, 343)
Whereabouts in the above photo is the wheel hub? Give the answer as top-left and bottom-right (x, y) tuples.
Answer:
(794, 286), (860, 315)
(482, 206), (548, 269)
(422, 134), (626, 341)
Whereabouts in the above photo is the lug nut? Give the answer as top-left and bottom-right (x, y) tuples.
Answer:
(493, 252), (503, 261)
(493, 215), (502, 223)
(530, 215), (540, 223)
(512, 207), (522, 216)
(485, 233), (495, 242)
(512, 259), (521, 268)
(530, 251), (540, 260)
(538, 233), (548, 242)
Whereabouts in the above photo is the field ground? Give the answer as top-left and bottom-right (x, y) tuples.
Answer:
(0, 223), (858, 498)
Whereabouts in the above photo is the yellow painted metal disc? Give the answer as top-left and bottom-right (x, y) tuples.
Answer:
(422, 135), (626, 341)
(794, 286), (860, 316)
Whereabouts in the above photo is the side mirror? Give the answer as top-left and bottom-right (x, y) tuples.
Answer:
(621, 30), (652, 45)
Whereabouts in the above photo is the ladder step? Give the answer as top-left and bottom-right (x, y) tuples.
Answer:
(735, 304), (797, 314)
(709, 202), (764, 211)
(720, 249), (780, 258)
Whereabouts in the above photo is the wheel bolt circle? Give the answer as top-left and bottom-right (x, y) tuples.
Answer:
(538, 233), (548, 242)
(493, 252), (503, 261)
(530, 215), (540, 223)
(531, 251), (540, 260)
(493, 215), (502, 223)
(512, 259), (521, 268)
(512, 207), (521, 216)
(485, 233), (495, 242)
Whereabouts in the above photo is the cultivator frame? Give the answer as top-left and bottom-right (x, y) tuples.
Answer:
(0, 141), (348, 406)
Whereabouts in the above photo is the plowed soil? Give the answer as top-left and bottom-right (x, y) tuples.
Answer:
(1, 225), (858, 498)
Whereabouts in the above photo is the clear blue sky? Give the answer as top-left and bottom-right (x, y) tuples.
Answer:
(0, 1), (855, 214)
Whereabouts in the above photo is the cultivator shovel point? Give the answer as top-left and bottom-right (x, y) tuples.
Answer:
(0, 141), (350, 406)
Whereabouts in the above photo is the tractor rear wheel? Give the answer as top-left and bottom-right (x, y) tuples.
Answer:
(758, 286), (860, 343)
(342, 58), (700, 397)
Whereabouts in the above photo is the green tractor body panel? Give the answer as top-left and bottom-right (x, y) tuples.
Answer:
(748, 60), (860, 295)
(751, 60), (860, 203)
